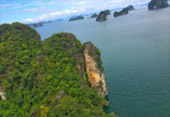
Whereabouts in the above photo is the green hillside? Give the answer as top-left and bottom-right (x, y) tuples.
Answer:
(0, 23), (115, 117)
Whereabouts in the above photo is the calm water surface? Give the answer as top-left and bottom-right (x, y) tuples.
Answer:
(36, 7), (170, 117)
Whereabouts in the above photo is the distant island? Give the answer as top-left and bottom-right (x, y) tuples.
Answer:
(114, 5), (134, 17)
(69, 15), (85, 21)
(27, 20), (56, 28)
(96, 10), (111, 21)
(55, 19), (63, 22)
(27, 22), (43, 28)
(32, 23), (43, 28)
(114, 8), (128, 17)
(148, 0), (169, 10)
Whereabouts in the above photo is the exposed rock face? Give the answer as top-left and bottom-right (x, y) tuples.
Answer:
(83, 42), (107, 96)
(0, 86), (6, 100)
(148, 0), (169, 10)
(96, 11), (107, 21)
(114, 8), (128, 17)
(56, 91), (65, 100)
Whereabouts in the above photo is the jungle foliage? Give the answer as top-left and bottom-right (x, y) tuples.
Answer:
(0, 23), (115, 117)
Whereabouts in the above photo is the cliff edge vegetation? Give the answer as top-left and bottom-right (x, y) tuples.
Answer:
(0, 23), (115, 117)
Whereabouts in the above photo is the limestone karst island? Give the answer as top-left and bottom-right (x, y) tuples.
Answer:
(0, 0), (170, 117)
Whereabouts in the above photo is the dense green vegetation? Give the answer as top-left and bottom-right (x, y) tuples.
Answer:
(0, 23), (115, 117)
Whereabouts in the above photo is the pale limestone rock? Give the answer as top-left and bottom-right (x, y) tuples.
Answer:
(0, 86), (6, 100)
(83, 42), (107, 96)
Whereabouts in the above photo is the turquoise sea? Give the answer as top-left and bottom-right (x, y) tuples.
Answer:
(36, 6), (170, 117)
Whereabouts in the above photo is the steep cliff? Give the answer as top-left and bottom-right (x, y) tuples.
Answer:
(83, 42), (108, 97)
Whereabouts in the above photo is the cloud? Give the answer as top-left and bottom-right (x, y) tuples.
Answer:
(23, 0), (150, 23)
(1, 0), (150, 23)
(14, 7), (46, 13)
(23, 7), (86, 23)
(1, 1), (56, 10)
(76, 1), (86, 5)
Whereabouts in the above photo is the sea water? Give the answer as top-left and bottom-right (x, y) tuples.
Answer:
(36, 7), (170, 117)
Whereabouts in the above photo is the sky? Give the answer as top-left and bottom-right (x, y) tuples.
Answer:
(0, 0), (150, 24)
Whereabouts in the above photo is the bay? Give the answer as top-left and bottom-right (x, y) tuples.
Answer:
(36, 7), (170, 117)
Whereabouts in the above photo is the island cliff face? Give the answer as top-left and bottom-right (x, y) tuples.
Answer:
(83, 42), (108, 96)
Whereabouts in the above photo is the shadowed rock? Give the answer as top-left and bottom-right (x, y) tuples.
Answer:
(113, 5), (135, 17)
(148, 0), (169, 10)
(96, 11), (107, 21)
(96, 9), (111, 21)
(114, 8), (128, 17)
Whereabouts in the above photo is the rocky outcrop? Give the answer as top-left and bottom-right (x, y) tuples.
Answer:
(114, 8), (128, 17)
(83, 42), (107, 96)
(0, 86), (6, 100)
(96, 11), (107, 21)
(148, 0), (169, 10)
